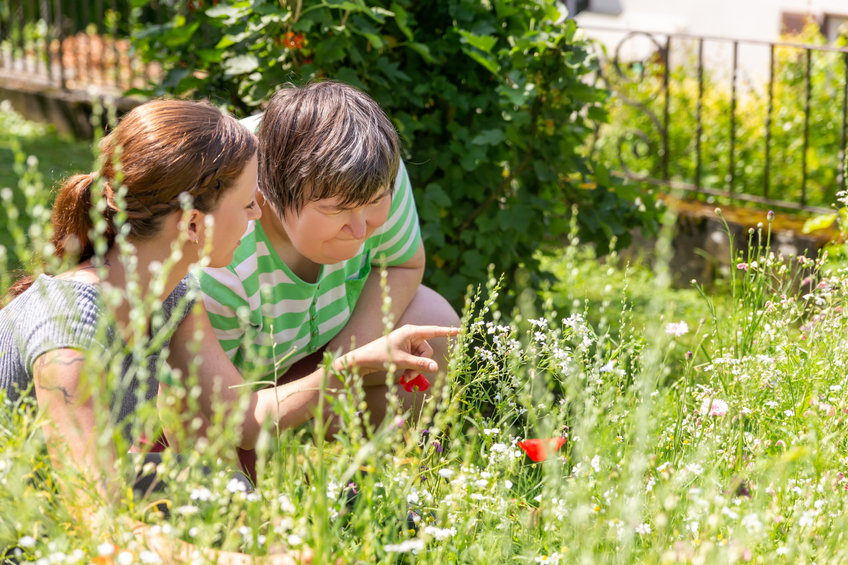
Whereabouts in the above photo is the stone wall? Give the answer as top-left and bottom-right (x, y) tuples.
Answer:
(0, 72), (140, 139)
(625, 198), (838, 288)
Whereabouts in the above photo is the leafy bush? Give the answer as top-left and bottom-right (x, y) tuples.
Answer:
(128, 0), (657, 306)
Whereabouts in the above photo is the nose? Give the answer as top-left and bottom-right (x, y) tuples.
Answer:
(347, 213), (367, 239)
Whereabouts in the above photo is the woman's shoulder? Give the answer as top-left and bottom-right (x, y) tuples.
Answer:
(1, 275), (101, 332)
(0, 275), (105, 374)
(161, 273), (201, 325)
(9, 274), (99, 311)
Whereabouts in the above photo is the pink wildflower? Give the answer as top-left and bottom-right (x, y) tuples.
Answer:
(700, 398), (729, 416)
(665, 321), (689, 337)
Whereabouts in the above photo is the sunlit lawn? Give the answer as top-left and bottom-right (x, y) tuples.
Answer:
(3, 102), (848, 564)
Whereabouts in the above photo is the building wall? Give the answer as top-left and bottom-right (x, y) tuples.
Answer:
(576, 0), (848, 87)
(576, 0), (848, 41)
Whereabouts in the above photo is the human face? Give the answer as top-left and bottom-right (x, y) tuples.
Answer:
(280, 187), (392, 265)
(203, 155), (261, 268)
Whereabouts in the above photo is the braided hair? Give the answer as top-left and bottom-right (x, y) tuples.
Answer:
(7, 99), (256, 298)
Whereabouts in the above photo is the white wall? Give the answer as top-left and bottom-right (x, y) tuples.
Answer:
(577, 0), (848, 88)
(577, 0), (848, 40)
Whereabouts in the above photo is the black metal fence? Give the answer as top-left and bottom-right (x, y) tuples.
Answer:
(2, 7), (845, 214)
(0, 0), (165, 93)
(585, 26), (848, 214)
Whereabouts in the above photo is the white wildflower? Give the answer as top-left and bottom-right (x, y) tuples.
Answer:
(287, 534), (303, 546)
(665, 321), (689, 337)
(190, 487), (212, 501)
(384, 539), (425, 553)
(97, 543), (115, 556)
(424, 526), (457, 540)
(685, 463), (704, 476)
(139, 550), (162, 564)
(227, 478), (248, 493)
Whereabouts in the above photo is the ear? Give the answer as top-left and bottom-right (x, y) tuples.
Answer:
(185, 209), (204, 244)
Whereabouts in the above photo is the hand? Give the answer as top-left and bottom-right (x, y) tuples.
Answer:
(335, 324), (460, 376)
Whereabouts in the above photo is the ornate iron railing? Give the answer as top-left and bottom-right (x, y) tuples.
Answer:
(585, 26), (848, 214)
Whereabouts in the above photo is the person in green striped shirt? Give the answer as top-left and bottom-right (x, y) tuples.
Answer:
(199, 81), (459, 431)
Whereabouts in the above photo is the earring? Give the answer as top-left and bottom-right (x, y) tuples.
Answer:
(193, 237), (199, 245)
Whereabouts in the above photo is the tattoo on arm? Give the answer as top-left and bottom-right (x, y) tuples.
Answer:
(34, 354), (85, 406)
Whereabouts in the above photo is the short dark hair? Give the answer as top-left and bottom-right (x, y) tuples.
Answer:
(257, 81), (400, 213)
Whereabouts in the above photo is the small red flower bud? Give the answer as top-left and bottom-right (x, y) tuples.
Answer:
(399, 373), (430, 392)
(517, 437), (566, 462)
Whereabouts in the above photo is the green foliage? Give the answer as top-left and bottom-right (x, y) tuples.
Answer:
(593, 23), (846, 211)
(10, 199), (848, 561)
(128, 0), (657, 306)
(0, 102), (93, 273)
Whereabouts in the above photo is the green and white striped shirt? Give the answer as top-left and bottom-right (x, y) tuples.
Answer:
(199, 160), (421, 382)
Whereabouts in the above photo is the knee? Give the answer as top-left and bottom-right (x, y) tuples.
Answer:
(400, 285), (460, 328)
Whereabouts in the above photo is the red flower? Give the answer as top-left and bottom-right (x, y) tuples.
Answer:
(517, 437), (566, 462)
(399, 373), (430, 392)
(281, 31), (305, 50)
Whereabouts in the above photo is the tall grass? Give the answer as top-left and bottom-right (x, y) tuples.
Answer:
(3, 105), (848, 564)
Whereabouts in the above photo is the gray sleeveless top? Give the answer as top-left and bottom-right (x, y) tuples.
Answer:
(0, 274), (196, 437)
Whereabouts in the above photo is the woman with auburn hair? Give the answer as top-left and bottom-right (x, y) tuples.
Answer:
(0, 99), (457, 564)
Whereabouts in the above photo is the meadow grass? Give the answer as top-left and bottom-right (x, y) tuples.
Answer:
(2, 104), (848, 564)
(0, 101), (93, 273)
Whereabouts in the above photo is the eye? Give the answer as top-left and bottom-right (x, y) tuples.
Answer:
(369, 192), (389, 206)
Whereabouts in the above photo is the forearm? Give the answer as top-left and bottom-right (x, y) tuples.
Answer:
(244, 330), (444, 448)
(246, 356), (383, 447)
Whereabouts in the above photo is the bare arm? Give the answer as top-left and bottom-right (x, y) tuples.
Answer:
(33, 349), (116, 497)
(32, 350), (306, 564)
(327, 241), (426, 354)
(166, 302), (457, 450)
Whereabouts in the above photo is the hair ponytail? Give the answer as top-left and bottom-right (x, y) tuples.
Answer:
(4, 173), (115, 300)
(51, 173), (116, 264)
(5, 98), (255, 302)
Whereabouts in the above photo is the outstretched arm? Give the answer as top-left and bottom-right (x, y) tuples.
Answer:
(166, 303), (458, 450)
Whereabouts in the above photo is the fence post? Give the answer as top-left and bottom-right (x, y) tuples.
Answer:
(661, 34), (670, 181)
(801, 48), (812, 208)
(763, 44), (774, 200)
(53, 0), (66, 89)
(728, 40), (738, 195)
(695, 38), (703, 192)
(840, 51), (848, 195)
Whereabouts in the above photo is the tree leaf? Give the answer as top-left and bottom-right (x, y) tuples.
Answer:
(471, 129), (506, 146)
(406, 42), (434, 63)
(391, 2), (413, 41)
(223, 54), (259, 76)
(458, 30), (498, 54)
(465, 50), (499, 75)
